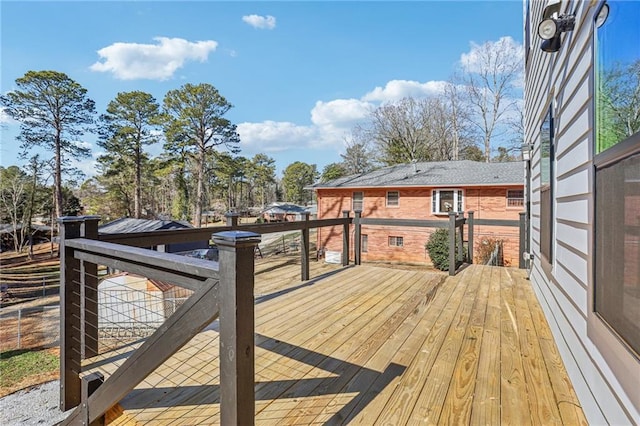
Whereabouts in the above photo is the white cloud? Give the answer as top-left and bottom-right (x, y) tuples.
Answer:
(90, 37), (218, 80)
(237, 121), (316, 152)
(0, 107), (17, 124)
(242, 14), (276, 30)
(459, 36), (524, 74)
(310, 99), (373, 127)
(362, 79), (447, 102)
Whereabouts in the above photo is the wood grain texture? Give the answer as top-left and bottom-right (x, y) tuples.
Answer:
(80, 263), (584, 425)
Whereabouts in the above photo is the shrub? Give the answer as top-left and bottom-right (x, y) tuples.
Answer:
(426, 229), (451, 271)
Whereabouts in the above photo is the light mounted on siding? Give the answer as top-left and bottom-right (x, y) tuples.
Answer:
(538, 14), (576, 52)
(521, 143), (534, 161)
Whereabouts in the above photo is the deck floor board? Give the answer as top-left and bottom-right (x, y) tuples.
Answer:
(90, 261), (586, 425)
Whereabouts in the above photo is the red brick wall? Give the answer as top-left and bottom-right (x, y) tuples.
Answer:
(316, 185), (524, 266)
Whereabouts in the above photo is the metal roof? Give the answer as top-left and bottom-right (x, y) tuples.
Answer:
(311, 160), (524, 189)
(262, 203), (308, 214)
(98, 218), (193, 234)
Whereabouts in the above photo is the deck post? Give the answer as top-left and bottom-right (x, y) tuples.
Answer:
(214, 230), (261, 426)
(301, 212), (310, 281)
(458, 212), (464, 264)
(519, 211), (526, 269)
(354, 210), (362, 265)
(58, 216), (84, 410)
(448, 212), (456, 276)
(81, 216), (100, 359)
(342, 210), (350, 266)
(81, 372), (105, 426)
(467, 211), (474, 263)
(225, 212), (240, 228)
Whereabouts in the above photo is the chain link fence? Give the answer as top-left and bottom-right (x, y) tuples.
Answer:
(0, 306), (60, 352)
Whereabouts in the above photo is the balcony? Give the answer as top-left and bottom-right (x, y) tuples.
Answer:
(57, 215), (584, 425)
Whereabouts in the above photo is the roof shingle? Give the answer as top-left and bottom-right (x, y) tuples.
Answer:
(311, 160), (523, 188)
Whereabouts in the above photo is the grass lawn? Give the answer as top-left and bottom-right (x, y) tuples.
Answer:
(0, 348), (59, 397)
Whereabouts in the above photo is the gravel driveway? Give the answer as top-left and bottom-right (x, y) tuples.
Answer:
(0, 381), (70, 425)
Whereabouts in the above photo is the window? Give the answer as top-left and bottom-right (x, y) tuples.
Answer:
(540, 107), (554, 263)
(594, 0), (640, 154)
(593, 0), (640, 357)
(361, 234), (368, 253)
(352, 191), (363, 212)
(432, 189), (463, 214)
(507, 189), (524, 208)
(386, 191), (399, 207)
(388, 236), (403, 247)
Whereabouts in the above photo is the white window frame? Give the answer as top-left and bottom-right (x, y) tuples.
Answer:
(388, 236), (404, 247)
(431, 189), (464, 215)
(361, 234), (368, 253)
(386, 191), (400, 207)
(352, 191), (363, 212)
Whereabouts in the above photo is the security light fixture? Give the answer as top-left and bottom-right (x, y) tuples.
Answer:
(538, 14), (576, 53)
(521, 143), (534, 161)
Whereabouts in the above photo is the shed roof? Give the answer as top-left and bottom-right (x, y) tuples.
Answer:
(262, 203), (308, 214)
(311, 160), (524, 189)
(99, 218), (193, 234)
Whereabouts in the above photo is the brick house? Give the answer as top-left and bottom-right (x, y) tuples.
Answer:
(311, 160), (524, 266)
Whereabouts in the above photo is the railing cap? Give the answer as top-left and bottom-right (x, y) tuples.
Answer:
(213, 230), (261, 244)
(58, 216), (85, 223)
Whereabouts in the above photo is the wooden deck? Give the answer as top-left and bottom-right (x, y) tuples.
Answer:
(87, 260), (586, 425)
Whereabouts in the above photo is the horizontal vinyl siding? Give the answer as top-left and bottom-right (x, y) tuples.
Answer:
(525, 1), (638, 423)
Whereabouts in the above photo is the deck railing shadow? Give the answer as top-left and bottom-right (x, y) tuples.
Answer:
(115, 333), (405, 424)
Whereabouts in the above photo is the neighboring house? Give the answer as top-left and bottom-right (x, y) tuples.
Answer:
(0, 223), (51, 251)
(261, 203), (310, 222)
(524, 0), (638, 423)
(99, 218), (207, 253)
(311, 160), (524, 265)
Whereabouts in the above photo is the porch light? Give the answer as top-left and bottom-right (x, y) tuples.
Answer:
(538, 14), (576, 53)
(521, 143), (534, 161)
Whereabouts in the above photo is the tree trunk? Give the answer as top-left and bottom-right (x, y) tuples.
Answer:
(134, 144), (142, 219)
(55, 132), (63, 220)
(194, 150), (205, 227)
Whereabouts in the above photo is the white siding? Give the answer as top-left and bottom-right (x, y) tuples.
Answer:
(524, 0), (639, 424)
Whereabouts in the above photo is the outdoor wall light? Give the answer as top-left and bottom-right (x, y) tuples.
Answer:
(521, 143), (534, 161)
(538, 14), (576, 53)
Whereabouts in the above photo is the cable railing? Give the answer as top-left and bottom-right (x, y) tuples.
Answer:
(57, 214), (354, 426)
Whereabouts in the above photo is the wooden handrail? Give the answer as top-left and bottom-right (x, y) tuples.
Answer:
(59, 216), (262, 426)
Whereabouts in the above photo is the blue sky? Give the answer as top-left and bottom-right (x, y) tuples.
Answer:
(1, 1), (524, 178)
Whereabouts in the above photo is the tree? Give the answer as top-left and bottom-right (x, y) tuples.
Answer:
(163, 83), (240, 226)
(493, 146), (518, 162)
(443, 79), (474, 160)
(0, 166), (28, 252)
(364, 96), (466, 165)
(97, 91), (164, 218)
(597, 59), (640, 150)
(0, 70), (95, 220)
(321, 163), (347, 182)
(245, 154), (276, 208)
(459, 145), (485, 162)
(282, 162), (318, 205)
(341, 130), (376, 175)
(459, 37), (523, 162)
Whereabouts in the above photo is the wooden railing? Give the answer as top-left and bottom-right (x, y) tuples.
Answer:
(352, 210), (527, 274)
(58, 214), (354, 425)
